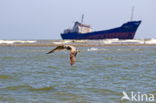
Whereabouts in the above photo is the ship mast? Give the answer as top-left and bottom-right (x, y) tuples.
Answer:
(81, 14), (84, 24)
(130, 6), (135, 21)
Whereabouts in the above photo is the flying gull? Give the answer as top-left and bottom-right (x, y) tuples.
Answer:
(46, 45), (80, 65)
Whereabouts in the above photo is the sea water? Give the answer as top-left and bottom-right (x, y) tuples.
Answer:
(0, 46), (156, 103)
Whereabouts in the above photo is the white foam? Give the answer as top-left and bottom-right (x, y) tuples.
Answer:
(73, 40), (88, 43)
(101, 39), (119, 44)
(117, 39), (145, 44)
(52, 40), (73, 45)
(101, 39), (156, 44)
(87, 47), (98, 51)
(52, 40), (88, 45)
(0, 40), (36, 44)
(145, 39), (156, 44)
(63, 40), (73, 44)
(100, 39), (145, 44)
(52, 42), (63, 45)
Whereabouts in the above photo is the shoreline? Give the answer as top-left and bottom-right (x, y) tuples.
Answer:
(1, 43), (156, 47)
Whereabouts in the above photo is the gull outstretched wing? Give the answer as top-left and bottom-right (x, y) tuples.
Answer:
(46, 45), (66, 54)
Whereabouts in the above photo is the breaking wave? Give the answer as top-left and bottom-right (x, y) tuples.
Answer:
(144, 38), (156, 44)
(0, 40), (36, 44)
(87, 47), (107, 51)
(51, 38), (156, 45)
(93, 38), (156, 44)
(79, 38), (156, 44)
(1, 38), (156, 45)
(52, 40), (72, 45)
(87, 47), (98, 51)
(52, 40), (88, 45)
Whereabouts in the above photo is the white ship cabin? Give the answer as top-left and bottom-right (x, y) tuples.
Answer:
(64, 21), (92, 34)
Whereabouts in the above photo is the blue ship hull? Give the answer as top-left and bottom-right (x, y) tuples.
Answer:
(61, 21), (141, 40)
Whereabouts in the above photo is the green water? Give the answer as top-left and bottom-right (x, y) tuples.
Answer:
(0, 46), (156, 103)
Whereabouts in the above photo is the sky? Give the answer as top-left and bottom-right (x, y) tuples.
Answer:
(0, 0), (156, 40)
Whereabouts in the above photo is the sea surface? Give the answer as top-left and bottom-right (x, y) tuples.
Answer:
(0, 46), (156, 103)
